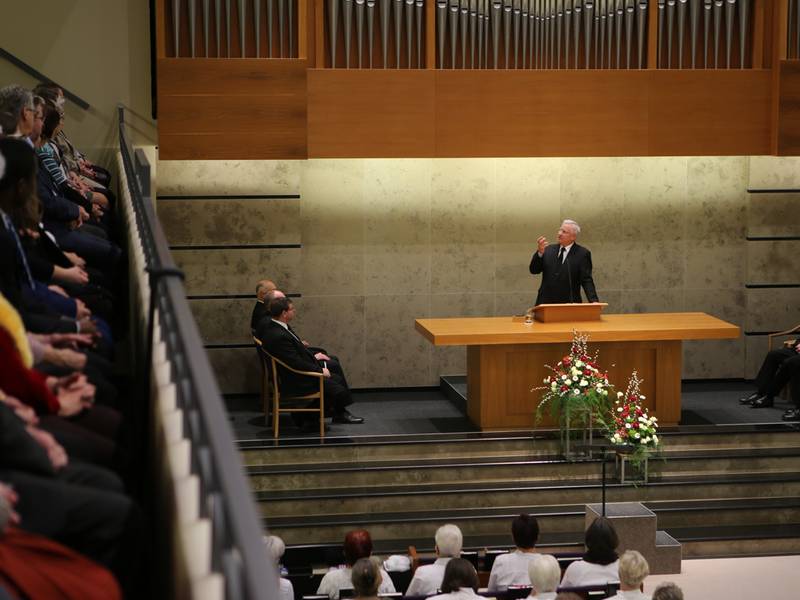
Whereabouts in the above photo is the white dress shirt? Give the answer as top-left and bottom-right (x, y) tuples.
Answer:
(317, 565), (396, 600)
(560, 559), (620, 588)
(524, 593), (557, 600)
(405, 557), (453, 596)
(427, 587), (483, 600)
(487, 550), (541, 590)
(607, 590), (650, 600)
(279, 577), (294, 600)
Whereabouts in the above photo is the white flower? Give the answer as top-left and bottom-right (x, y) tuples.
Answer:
(573, 389), (580, 395)
(571, 367), (579, 376)
(562, 375), (568, 381)
(575, 360), (584, 368)
(617, 407), (623, 412)
(642, 436), (650, 443)
(602, 390), (608, 396)
(625, 423), (631, 429)
(580, 379), (588, 387)
(572, 376), (578, 382)
(617, 391), (623, 398)
(639, 394), (646, 399)
(652, 435), (659, 444)
(551, 382), (557, 390)
(634, 432), (640, 439)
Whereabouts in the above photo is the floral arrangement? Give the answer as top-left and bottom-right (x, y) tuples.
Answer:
(535, 332), (613, 445)
(607, 371), (660, 468)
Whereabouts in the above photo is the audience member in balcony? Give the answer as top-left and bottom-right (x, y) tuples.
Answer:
(651, 582), (682, 600)
(606, 551), (650, 600)
(426, 557), (481, 600)
(0, 85), (35, 144)
(33, 83), (111, 188)
(488, 513), (541, 590)
(560, 517), (620, 588)
(526, 554), (560, 600)
(739, 340), (800, 421)
(351, 557), (383, 600)
(406, 524), (463, 596)
(553, 594), (582, 600)
(251, 278), (277, 332)
(265, 535), (294, 600)
(258, 296), (363, 425)
(317, 529), (396, 600)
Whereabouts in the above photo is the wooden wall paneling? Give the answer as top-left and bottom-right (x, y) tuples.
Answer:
(306, 69), (436, 156)
(776, 60), (800, 155)
(433, 70), (651, 157)
(752, 0), (766, 69)
(647, 70), (771, 156)
(772, 0), (790, 153)
(315, 0), (325, 66)
(157, 58), (307, 159)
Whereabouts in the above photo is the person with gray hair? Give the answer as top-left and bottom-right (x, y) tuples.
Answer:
(607, 550), (651, 600)
(651, 582), (683, 600)
(529, 219), (599, 305)
(351, 557), (382, 600)
(526, 554), (560, 600)
(0, 85), (34, 140)
(264, 535), (294, 600)
(405, 524), (463, 596)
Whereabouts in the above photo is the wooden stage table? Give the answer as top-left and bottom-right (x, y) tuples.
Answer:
(415, 313), (739, 430)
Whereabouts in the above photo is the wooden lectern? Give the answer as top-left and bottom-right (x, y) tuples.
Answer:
(533, 303), (608, 323)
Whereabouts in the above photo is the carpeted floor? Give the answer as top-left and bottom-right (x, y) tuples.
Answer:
(227, 380), (795, 441)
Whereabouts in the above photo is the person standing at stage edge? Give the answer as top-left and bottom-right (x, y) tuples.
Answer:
(529, 219), (599, 305)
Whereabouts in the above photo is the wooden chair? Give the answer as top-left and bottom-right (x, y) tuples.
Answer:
(253, 337), (326, 438)
(768, 324), (800, 400)
(253, 336), (272, 423)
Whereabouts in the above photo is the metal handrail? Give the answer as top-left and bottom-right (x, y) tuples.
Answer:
(0, 47), (91, 110)
(118, 105), (275, 600)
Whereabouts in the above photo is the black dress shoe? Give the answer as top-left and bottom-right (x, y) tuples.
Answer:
(782, 409), (800, 422)
(750, 395), (774, 408)
(332, 410), (365, 424)
(739, 392), (760, 405)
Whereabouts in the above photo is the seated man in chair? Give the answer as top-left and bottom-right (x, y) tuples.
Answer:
(250, 279), (277, 333)
(740, 339), (800, 421)
(256, 296), (363, 425)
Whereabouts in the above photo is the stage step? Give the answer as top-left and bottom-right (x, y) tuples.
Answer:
(248, 425), (800, 562)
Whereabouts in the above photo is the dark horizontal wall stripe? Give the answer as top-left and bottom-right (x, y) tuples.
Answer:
(157, 194), (301, 200)
(170, 244), (302, 250)
(744, 331), (793, 336)
(745, 283), (800, 289)
(746, 236), (800, 241)
(187, 293), (302, 300)
(747, 189), (800, 194)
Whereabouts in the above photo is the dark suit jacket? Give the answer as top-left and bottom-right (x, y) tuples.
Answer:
(256, 319), (323, 396)
(529, 243), (599, 305)
(250, 300), (267, 333)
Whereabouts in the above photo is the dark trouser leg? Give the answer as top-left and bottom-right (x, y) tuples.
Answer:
(755, 348), (795, 395)
(772, 355), (800, 403)
(323, 373), (353, 414)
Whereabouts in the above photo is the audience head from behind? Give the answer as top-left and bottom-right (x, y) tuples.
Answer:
(264, 534), (286, 565)
(512, 513), (540, 550)
(0, 137), (41, 229)
(343, 529), (374, 567)
(351, 557), (382, 599)
(0, 85), (34, 138)
(584, 517), (619, 565)
(264, 289), (286, 309)
(269, 296), (294, 322)
(435, 523), (463, 558)
(617, 550), (649, 592)
(33, 82), (65, 110)
(651, 582), (683, 600)
(553, 594), (583, 600)
(440, 557), (479, 593)
(256, 279), (277, 301)
(39, 103), (63, 145)
(527, 554), (560, 598)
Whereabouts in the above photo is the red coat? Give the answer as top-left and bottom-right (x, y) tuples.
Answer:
(0, 328), (59, 414)
(0, 527), (121, 600)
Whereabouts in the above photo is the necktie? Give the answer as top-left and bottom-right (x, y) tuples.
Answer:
(558, 247), (565, 266)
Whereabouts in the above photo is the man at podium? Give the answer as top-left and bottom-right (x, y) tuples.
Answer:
(529, 219), (599, 304)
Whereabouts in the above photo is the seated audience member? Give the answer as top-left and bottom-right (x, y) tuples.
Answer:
(317, 529), (396, 600)
(553, 594), (583, 600)
(406, 524), (463, 596)
(651, 582), (682, 600)
(426, 558), (481, 600)
(525, 554), (559, 600)
(607, 551), (650, 600)
(0, 483), (122, 600)
(488, 513), (541, 590)
(351, 557), (382, 600)
(0, 85), (35, 142)
(257, 296), (363, 425)
(739, 340), (800, 420)
(265, 535), (293, 600)
(251, 278), (277, 332)
(560, 517), (620, 588)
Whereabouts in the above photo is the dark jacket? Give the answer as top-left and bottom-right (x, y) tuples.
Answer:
(529, 243), (599, 305)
